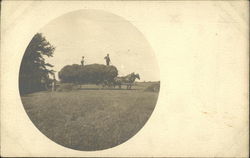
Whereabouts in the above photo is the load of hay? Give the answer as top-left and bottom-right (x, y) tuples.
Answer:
(58, 64), (118, 85)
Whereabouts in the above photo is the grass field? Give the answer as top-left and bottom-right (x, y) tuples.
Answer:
(21, 82), (159, 151)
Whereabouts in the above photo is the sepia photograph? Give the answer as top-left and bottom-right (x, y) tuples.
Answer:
(1, 0), (249, 157)
(19, 9), (160, 151)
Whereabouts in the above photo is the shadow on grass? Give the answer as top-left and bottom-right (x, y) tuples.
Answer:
(20, 90), (53, 97)
(78, 88), (139, 91)
(20, 88), (139, 96)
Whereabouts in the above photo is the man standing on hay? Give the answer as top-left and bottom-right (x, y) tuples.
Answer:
(104, 54), (111, 66)
(81, 56), (85, 67)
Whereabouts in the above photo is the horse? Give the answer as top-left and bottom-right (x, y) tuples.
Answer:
(113, 72), (140, 89)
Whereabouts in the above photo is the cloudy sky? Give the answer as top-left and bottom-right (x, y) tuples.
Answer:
(39, 9), (160, 81)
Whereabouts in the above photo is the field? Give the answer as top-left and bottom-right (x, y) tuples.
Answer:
(21, 82), (159, 151)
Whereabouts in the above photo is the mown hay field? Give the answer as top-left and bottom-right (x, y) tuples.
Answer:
(21, 82), (159, 151)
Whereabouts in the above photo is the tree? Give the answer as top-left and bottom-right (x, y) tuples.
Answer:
(19, 33), (55, 94)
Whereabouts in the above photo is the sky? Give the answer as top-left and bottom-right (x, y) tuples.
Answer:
(39, 9), (160, 81)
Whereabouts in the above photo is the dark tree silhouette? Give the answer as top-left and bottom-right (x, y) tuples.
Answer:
(19, 33), (55, 94)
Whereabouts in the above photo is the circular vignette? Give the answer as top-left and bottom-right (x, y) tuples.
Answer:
(19, 9), (160, 151)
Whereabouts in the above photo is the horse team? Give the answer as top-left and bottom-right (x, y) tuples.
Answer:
(102, 72), (140, 90)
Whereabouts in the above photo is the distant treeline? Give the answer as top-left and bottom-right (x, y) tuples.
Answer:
(58, 64), (118, 84)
